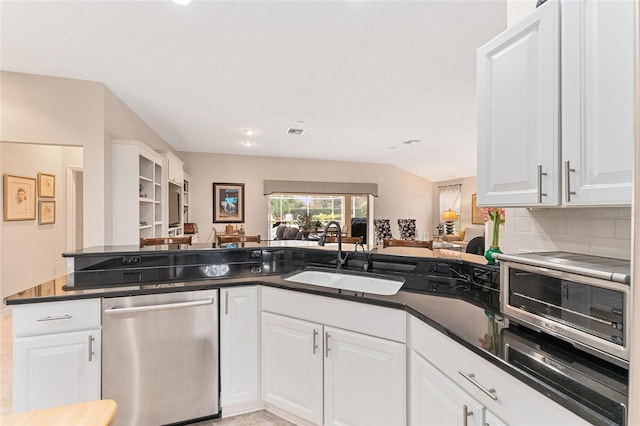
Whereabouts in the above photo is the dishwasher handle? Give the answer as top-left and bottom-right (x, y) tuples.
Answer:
(104, 298), (214, 315)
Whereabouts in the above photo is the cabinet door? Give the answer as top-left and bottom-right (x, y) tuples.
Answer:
(324, 326), (405, 426)
(477, 1), (559, 207)
(561, 0), (634, 205)
(485, 409), (509, 426)
(261, 312), (323, 425)
(410, 351), (484, 426)
(221, 287), (259, 408)
(13, 330), (101, 413)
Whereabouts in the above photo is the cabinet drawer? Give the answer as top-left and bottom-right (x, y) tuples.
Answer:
(13, 299), (101, 337)
(409, 316), (587, 425)
(261, 286), (405, 342)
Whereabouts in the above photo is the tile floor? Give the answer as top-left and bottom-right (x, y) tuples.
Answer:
(197, 411), (295, 426)
(0, 306), (295, 425)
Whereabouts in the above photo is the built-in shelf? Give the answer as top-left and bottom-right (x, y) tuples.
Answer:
(113, 140), (165, 245)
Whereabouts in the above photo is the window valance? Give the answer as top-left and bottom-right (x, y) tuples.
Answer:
(263, 180), (378, 197)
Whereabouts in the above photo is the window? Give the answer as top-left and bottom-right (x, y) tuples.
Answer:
(267, 193), (371, 239)
(438, 184), (461, 234)
(268, 194), (345, 238)
(351, 196), (368, 218)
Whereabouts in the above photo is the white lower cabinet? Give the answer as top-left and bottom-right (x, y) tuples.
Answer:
(324, 326), (405, 426)
(409, 316), (587, 426)
(220, 286), (259, 411)
(261, 312), (324, 424)
(410, 350), (484, 426)
(12, 299), (102, 413)
(261, 308), (405, 425)
(14, 330), (101, 413)
(484, 409), (508, 426)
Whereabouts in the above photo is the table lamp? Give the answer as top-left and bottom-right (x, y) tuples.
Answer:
(442, 209), (459, 234)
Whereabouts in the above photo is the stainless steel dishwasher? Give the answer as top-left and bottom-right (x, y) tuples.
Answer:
(102, 289), (219, 425)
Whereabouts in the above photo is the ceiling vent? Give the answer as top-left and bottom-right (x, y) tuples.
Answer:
(287, 128), (305, 136)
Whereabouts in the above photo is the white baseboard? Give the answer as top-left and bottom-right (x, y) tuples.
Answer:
(265, 403), (316, 426)
(221, 400), (265, 418)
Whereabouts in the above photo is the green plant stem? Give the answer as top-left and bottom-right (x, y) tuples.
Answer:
(491, 216), (500, 247)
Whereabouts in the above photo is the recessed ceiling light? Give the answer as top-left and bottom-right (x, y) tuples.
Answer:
(244, 129), (254, 136)
(294, 120), (306, 125)
(172, 0), (191, 5)
(287, 128), (305, 136)
(403, 139), (421, 145)
(243, 141), (253, 147)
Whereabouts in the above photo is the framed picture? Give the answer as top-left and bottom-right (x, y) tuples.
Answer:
(3, 174), (36, 221)
(37, 173), (56, 198)
(471, 193), (484, 224)
(39, 200), (55, 225)
(213, 182), (245, 223)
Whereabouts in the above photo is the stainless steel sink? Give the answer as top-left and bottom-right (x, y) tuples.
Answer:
(283, 268), (405, 295)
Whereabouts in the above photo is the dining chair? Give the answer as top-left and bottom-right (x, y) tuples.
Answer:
(382, 238), (431, 249)
(140, 236), (192, 247)
(217, 234), (261, 245)
(397, 219), (416, 240)
(373, 219), (393, 245)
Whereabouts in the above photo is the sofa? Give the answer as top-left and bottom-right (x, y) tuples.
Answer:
(274, 225), (306, 240)
(442, 226), (485, 250)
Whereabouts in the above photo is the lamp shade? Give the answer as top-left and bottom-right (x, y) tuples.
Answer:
(442, 209), (459, 221)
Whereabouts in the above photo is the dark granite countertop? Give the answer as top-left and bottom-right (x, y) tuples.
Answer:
(6, 246), (628, 426)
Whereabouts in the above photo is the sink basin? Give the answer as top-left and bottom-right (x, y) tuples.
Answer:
(283, 268), (405, 296)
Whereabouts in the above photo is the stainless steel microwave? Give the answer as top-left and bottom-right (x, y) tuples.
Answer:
(497, 252), (631, 368)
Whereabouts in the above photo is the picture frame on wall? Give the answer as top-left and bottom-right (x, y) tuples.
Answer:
(212, 182), (245, 223)
(471, 193), (484, 225)
(37, 173), (56, 198)
(38, 200), (56, 225)
(3, 174), (37, 221)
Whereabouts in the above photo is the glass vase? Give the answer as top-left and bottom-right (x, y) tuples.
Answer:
(484, 245), (502, 265)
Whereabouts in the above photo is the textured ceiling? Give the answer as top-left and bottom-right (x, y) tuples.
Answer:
(1, 0), (506, 181)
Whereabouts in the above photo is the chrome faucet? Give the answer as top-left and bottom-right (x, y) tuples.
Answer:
(318, 221), (348, 269)
(354, 241), (370, 272)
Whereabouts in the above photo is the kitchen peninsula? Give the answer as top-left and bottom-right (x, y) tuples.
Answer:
(5, 244), (626, 426)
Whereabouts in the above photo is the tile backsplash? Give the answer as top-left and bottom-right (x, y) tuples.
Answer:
(503, 207), (632, 260)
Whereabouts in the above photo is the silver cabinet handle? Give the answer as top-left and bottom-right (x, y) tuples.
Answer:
(313, 329), (318, 355)
(88, 335), (95, 362)
(463, 405), (473, 426)
(458, 371), (498, 400)
(104, 298), (213, 315)
(37, 314), (72, 322)
(537, 164), (548, 203)
(565, 160), (576, 202)
(325, 332), (331, 358)
(225, 292), (229, 315)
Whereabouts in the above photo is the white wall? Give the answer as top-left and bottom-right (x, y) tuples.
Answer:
(0, 71), (105, 247)
(0, 143), (83, 300)
(507, 0), (536, 27)
(0, 72), (179, 296)
(178, 151), (433, 243)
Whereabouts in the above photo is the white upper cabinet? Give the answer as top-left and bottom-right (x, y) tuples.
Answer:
(561, 0), (635, 205)
(477, 1), (559, 207)
(477, 0), (634, 207)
